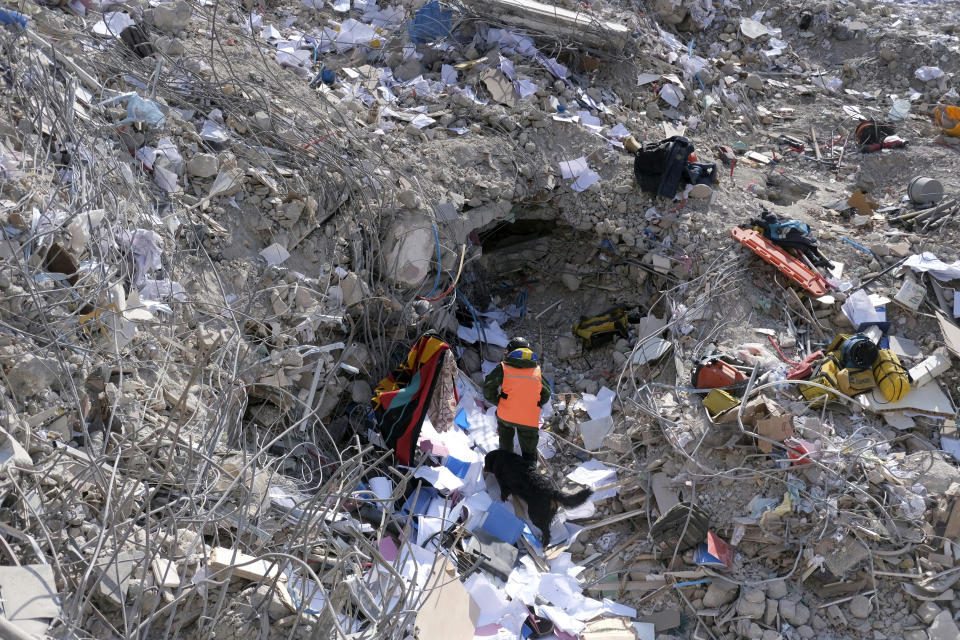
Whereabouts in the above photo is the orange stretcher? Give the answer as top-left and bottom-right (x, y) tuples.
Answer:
(731, 227), (830, 297)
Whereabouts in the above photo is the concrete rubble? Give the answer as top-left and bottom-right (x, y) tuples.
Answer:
(0, 0), (959, 638)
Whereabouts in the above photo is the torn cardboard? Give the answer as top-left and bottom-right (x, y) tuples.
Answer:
(415, 558), (480, 640)
(756, 413), (795, 453)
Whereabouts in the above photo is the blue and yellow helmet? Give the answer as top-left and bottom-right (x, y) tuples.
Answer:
(507, 347), (538, 361)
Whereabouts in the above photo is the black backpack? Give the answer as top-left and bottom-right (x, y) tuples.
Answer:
(749, 209), (832, 268)
(634, 136), (695, 198)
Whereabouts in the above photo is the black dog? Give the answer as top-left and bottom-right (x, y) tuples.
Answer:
(484, 450), (592, 547)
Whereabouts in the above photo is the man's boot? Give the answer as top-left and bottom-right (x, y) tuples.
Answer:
(521, 449), (537, 466)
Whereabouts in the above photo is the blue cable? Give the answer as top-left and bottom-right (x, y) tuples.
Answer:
(424, 224), (442, 298)
(456, 288), (486, 345)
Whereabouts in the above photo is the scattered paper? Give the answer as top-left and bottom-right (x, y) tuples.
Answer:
(457, 319), (509, 347)
(937, 311), (960, 358)
(894, 278), (925, 311)
(842, 289), (885, 328)
(567, 460), (617, 500)
(740, 17), (769, 39)
(578, 111), (603, 133)
(464, 572), (510, 627)
(582, 386), (616, 420)
(660, 84), (684, 107)
(905, 253), (960, 281)
(579, 416), (614, 451)
(559, 157), (588, 180)
(200, 119), (231, 143)
(369, 476), (392, 499)
(260, 243), (290, 265)
(93, 12), (136, 38)
(441, 64), (457, 85)
(414, 465), (465, 492)
(514, 77), (538, 99)
(571, 169), (601, 192)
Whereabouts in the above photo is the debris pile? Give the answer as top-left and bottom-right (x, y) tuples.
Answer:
(1, 0), (960, 637)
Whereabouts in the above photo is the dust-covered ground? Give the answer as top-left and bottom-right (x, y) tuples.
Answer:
(1, 0), (960, 637)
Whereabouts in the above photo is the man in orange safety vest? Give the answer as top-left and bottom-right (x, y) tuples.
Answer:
(482, 337), (552, 465)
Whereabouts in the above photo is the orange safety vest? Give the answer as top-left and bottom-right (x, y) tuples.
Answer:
(497, 363), (542, 428)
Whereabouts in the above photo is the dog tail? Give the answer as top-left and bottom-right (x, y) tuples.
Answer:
(555, 487), (592, 508)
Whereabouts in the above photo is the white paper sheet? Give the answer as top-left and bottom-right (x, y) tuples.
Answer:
(200, 120), (231, 143)
(410, 114), (436, 129)
(842, 289), (885, 327)
(514, 77), (538, 99)
(540, 604), (585, 635)
(538, 573), (582, 610)
(505, 560), (541, 604)
(941, 438), (960, 461)
(334, 18), (376, 51)
(93, 12), (136, 37)
(559, 157), (588, 180)
(500, 598), (531, 636)
(416, 516), (443, 547)
(567, 460), (618, 500)
(635, 621), (657, 640)
(571, 169), (601, 192)
(414, 465), (464, 492)
(499, 57), (516, 80)
(464, 573), (510, 626)
(539, 57), (568, 79)
(457, 319), (509, 347)
(660, 84), (684, 107)
(905, 253), (960, 281)
(260, 243), (290, 265)
(441, 64), (457, 85)
(583, 386), (616, 420)
(578, 111), (603, 133)
(602, 598), (637, 617)
(369, 476), (392, 499)
(579, 416), (614, 451)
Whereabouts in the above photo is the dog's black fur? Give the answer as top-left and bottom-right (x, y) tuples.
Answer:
(483, 450), (592, 547)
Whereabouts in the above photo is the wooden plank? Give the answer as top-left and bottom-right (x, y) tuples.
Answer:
(811, 126), (823, 162)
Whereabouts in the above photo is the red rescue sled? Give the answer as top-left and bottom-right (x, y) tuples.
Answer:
(732, 227), (830, 297)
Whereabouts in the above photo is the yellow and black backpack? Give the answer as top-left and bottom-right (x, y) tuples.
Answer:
(573, 308), (630, 349)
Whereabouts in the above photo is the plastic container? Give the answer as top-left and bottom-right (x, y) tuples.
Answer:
(935, 105), (960, 137)
(908, 176), (943, 205)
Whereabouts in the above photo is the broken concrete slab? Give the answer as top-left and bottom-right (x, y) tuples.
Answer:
(0, 563), (59, 636)
(380, 212), (436, 289)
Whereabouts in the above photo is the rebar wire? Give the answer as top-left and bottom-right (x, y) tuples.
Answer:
(609, 245), (931, 625)
(0, 3), (468, 636)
